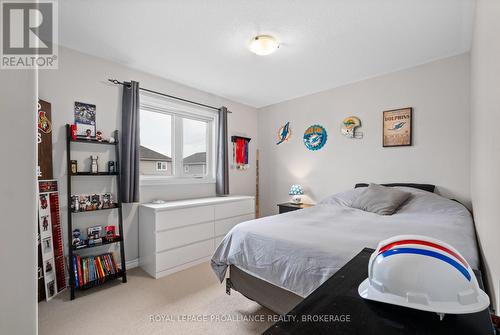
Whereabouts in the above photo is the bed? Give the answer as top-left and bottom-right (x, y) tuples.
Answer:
(210, 185), (479, 315)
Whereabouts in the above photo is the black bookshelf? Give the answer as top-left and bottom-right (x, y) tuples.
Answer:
(66, 124), (127, 300)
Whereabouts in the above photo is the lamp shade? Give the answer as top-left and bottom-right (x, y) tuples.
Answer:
(289, 184), (304, 196)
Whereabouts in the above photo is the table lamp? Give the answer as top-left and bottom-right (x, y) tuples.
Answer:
(289, 184), (304, 204)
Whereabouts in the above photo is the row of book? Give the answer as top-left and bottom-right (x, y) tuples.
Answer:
(72, 253), (120, 288)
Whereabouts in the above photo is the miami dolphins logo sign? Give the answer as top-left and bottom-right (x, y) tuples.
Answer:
(276, 121), (292, 145)
(303, 125), (327, 151)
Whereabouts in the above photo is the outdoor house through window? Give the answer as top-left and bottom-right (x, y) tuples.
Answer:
(139, 93), (216, 184)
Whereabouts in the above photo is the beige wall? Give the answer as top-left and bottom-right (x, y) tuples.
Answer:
(39, 47), (258, 263)
(470, 0), (500, 313)
(0, 71), (37, 334)
(258, 54), (471, 217)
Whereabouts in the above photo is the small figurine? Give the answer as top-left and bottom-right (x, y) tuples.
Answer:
(108, 161), (115, 173)
(87, 226), (103, 246)
(45, 261), (52, 272)
(78, 195), (86, 211)
(90, 155), (98, 174)
(72, 229), (85, 248)
(71, 195), (79, 212)
(70, 160), (78, 174)
(91, 194), (100, 210)
(84, 195), (92, 211)
(102, 193), (112, 209)
(96, 130), (103, 142)
(108, 136), (115, 143)
(105, 225), (117, 241)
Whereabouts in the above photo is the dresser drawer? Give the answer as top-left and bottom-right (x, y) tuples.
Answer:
(156, 222), (213, 252)
(156, 206), (214, 231)
(214, 199), (254, 220)
(156, 239), (213, 272)
(215, 213), (254, 237)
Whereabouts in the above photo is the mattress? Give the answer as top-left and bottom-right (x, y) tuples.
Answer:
(211, 187), (479, 298)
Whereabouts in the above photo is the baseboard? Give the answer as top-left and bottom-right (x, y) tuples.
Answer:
(125, 258), (139, 270)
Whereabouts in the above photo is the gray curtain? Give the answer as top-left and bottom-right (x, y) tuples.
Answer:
(120, 81), (140, 203)
(216, 106), (229, 196)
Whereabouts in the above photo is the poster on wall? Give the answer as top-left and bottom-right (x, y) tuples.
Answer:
(383, 107), (412, 147)
(74, 101), (96, 137)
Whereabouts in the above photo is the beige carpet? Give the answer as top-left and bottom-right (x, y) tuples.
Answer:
(38, 262), (276, 335)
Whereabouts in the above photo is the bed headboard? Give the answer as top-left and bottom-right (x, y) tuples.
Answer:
(354, 183), (435, 193)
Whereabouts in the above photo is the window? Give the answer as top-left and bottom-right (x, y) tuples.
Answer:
(156, 162), (168, 171)
(182, 118), (208, 177)
(139, 93), (216, 184)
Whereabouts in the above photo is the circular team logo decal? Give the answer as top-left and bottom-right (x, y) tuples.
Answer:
(303, 125), (327, 151)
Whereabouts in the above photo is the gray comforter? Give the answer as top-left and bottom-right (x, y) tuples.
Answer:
(211, 187), (478, 298)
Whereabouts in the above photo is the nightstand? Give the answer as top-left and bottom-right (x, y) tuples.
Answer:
(277, 203), (314, 214)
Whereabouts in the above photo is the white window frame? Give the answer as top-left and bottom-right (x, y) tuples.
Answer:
(139, 92), (217, 186)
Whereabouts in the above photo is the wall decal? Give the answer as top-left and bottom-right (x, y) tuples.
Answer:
(383, 107), (412, 147)
(341, 116), (363, 139)
(303, 125), (327, 151)
(276, 121), (292, 145)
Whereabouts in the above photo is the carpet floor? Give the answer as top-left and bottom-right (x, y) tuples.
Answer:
(38, 262), (276, 335)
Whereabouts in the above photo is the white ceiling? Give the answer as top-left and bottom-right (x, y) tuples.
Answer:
(59, 0), (475, 108)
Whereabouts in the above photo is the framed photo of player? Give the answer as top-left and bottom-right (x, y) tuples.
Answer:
(74, 101), (96, 137)
(383, 107), (412, 147)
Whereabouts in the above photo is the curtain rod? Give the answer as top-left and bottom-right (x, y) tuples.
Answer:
(108, 79), (231, 113)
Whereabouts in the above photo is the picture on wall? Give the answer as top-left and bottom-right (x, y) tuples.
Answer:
(383, 107), (412, 147)
(74, 101), (96, 137)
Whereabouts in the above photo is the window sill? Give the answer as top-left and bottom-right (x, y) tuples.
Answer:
(140, 176), (216, 186)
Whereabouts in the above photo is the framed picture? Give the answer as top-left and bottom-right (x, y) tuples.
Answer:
(383, 107), (412, 147)
(74, 101), (96, 137)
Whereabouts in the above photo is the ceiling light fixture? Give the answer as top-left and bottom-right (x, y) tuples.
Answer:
(249, 35), (279, 56)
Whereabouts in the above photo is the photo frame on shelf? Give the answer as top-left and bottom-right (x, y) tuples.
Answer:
(74, 101), (96, 137)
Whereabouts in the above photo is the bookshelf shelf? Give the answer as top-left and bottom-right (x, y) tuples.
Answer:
(71, 203), (120, 213)
(71, 172), (119, 176)
(76, 270), (126, 291)
(66, 124), (127, 300)
(70, 137), (118, 145)
(73, 237), (123, 251)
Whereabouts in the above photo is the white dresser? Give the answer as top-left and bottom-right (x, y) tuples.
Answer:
(139, 196), (255, 279)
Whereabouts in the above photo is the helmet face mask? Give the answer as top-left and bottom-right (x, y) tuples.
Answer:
(359, 235), (490, 318)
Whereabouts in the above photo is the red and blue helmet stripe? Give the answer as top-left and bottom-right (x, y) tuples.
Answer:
(376, 239), (471, 281)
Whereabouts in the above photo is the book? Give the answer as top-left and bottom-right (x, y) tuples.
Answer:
(76, 255), (83, 287)
(72, 255), (79, 288)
